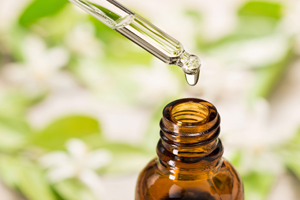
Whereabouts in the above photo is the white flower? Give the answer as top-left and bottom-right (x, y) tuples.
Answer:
(39, 139), (112, 199)
(2, 35), (70, 94)
(65, 23), (104, 59)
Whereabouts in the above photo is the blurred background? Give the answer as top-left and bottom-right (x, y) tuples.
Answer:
(0, 0), (300, 199)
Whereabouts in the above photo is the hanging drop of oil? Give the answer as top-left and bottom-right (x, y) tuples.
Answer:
(185, 70), (200, 86)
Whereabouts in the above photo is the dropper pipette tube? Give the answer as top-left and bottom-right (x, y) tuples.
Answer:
(69, 0), (201, 86)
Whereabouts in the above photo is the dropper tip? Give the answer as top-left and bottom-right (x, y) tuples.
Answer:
(185, 70), (200, 86)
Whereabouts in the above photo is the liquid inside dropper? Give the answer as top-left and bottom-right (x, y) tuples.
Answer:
(69, 0), (202, 86)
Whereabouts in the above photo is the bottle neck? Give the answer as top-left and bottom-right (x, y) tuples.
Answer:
(156, 98), (224, 180)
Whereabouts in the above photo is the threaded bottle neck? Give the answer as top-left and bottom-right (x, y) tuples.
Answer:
(157, 98), (223, 178)
(161, 98), (220, 145)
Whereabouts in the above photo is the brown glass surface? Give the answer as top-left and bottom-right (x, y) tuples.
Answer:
(135, 98), (244, 200)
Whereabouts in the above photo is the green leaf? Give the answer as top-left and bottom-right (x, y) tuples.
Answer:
(100, 142), (151, 174)
(31, 115), (102, 150)
(197, 2), (283, 52)
(0, 155), (21, 188)
(19, 0), (68, 27)
(0, 116), (31, 135)
(287, 159), (300, 179)
(89, 16), (118, 45)
(250, 48), (294, 100)
(107, 42), (153, 66)
(0, 156), (57, 200)
(0, 91), (29, 117)
(238, 1), (283, 20)
(242, 171), (276, 200)
(93, 141), (151, 174)
(0, 90), (47, 120)
(184, 9), (203, 21)
(278, 129), (300, 179)
(228, 150), (243, 169)
(102, 152), (151, 174)
(0, 126), (26, 152)
(90, 16), (153, 66)
(96, 142), (146, 153)
(197, 14), (283, 52)
(4, 25), (27, 62)
(196, 21), (277, 53)
(54, 179), (98, 200)
(0, 116), (31, 151)
(88, 3), (120, 21)
(228, 151), (276, 200)
(18, 164), (57, 200)
(25, 4), (83, 46)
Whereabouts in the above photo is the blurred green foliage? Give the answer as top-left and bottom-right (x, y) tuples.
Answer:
(238, 1), (282, 19)
(19, 0), (68, 27)
(0, 0), (299, 199)
(31, 116), (101, 150)
(0, 155), (57, 200)
(279, 129), (300, 180)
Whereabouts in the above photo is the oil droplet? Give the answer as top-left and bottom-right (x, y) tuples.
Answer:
(185, 70), (200, 86)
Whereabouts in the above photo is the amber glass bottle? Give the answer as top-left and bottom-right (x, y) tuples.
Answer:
(135, 98), (244, 200)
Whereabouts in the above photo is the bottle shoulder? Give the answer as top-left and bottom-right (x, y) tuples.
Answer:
(211, 159), (244, 200)
(138, 158), (241, 180)
(135, 158), (244, 200)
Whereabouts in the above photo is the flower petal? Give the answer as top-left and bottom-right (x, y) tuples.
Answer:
(86, 149), (112, 169)
(47, 164), (76, 183)
(79, 169), (105, 198)
(39, 151), (71, 168)
(66, 138), (88, 159)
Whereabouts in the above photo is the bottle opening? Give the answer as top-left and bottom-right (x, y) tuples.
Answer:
(171, 102), (209, 125)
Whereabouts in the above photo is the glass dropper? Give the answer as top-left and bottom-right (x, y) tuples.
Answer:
(69, 0), (201, 86)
